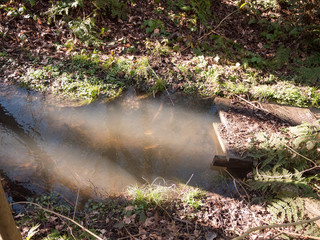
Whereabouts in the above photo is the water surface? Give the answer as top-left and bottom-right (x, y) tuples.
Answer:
(0, 84), (220, 199)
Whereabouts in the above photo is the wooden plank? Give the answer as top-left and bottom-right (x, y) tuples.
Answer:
(212, 122), (227, 158)
(212, 97), (320, 169)
(212, 155), (252, 169)
(261, 103), (318, 126)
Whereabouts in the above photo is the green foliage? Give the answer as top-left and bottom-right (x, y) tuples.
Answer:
(260, 21), (287, 42)
(127, 181), (206, 211)
(181, 186), (205, 208)
(68, 17), (101, 46)
(295, 54), (320, 86)
(243, 51), (265, 68)
(273, 45), (290, 69)
(150, 78), (166, 93)
(143, 19), (166, 36)
(169, 0), (212, 24)
(249, 122), (320, 235)
(251, 122), (320, 172)
(93, 0), (128, 19)
(25, 224), (40, 240)
(268, 197), (304, 223)
(127, 182), (172, 209)
(26, 0), (37, 7)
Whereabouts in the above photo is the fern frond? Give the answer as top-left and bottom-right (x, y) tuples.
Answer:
(273, 45), (290, 69)
(268, 197), (304, 224)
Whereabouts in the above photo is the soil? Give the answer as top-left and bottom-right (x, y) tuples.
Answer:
(216, 97), (291, 157)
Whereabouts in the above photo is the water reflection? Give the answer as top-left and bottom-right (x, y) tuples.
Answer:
(0, 84), (219, 198)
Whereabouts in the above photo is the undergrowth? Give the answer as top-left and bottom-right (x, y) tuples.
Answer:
(249, 121), (320, 237)
(1, 0), (320, 105)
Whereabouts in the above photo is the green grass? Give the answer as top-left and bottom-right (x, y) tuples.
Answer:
(127, 182), (174, 208)
(127, 179), (206, 210)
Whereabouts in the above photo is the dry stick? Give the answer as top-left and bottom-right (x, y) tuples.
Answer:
(199, 8), (243, 42)
(148, 66), (174, 106)
(183, 173), (194, 190)
(12, 201), (103, 240)
(256, 164), (319, 180)
(224, 169), (250, 202)
(233, 215), (320, 240)
(117, 233), (144, 240)
(234, 94), (287, 124)
(283, 143), (318, 166)
(182, 4), (246, 52)
(278, 230), (320, 240)
(73, 188), (80, 221)
(123, 225), (139, 240)
(235, 94), (268, 112)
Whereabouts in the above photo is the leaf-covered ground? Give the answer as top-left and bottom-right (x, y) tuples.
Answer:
(1, 0), (320, 239)
(1, 0), (320, 105)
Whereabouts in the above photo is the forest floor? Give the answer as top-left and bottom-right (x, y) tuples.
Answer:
(1, 0), (320, 239)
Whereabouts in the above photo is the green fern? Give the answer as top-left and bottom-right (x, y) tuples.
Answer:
(268, 197), (304, 224)
(190, 0), (211, 24)
(93, 0), (127, 19)
(297, 66), (320, 85)
(303, 53), (320, 67)
(273, 45), (290, 69)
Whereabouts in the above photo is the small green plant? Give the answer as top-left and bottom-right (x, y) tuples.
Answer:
(142, 19), (166, 36)
(68, 17), (101, 46)
(93, 0), (127, 19)
(248, 121), (320, 236)
(243, 51), (265, 68)
(272, 45), (290, 69)
(127, 182), (173, 209)
(181, 186), (205, 208)
(25, 224), (40, 240)
(168, 0), (212, 24)
(150, 78), (166, 94)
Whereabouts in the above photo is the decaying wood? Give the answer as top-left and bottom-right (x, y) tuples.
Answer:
(212, 155), (252, 169)
(0, 179), (22, 240)
(211, 97), (319, 169)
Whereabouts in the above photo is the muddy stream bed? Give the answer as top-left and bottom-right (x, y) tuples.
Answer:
(0, 83), (228, 202)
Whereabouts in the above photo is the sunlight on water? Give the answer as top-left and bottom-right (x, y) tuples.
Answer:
(0, 84), (219, 198)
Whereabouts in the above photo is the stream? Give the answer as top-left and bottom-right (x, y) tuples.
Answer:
(0, 83), (223, 201)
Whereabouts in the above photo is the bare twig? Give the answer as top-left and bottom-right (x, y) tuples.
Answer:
(73, 188), (80, 220)
(123, 225), (139, 240)
(233, 215), (320, 240)
(283, 143), (318, 166)
(256, 164), (319, 179)
(278, 230), (320, 240)
(117, 233), (144, 240)
(148, 66), (174, 106)
(182, 4), (246, 52)
(224, 169), (250, 202)
(235, 94), (268, 112)
(183, 173), (194, 190)
(12, 201), (103, 240)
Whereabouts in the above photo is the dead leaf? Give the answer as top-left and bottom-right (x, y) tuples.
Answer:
(114, 221), (124, 229)
(205, 232), (217, 240)
(123, 216), (132, 224)
(125, 206), (135, 211)
(144, 217), (155, 227)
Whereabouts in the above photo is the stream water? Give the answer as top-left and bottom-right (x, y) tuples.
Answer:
(0, 83), (222, 200)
